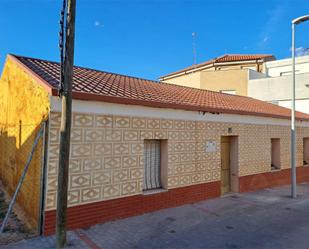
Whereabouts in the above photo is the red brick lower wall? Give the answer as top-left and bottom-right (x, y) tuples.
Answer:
(44, 181), (221, 235)
(239, 166), (309, 192)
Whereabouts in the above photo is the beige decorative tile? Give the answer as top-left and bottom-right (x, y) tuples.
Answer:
(47, 176), (57, 192)
(71, 144), (91, 157)
(104, 157), (121, 169)
(168, 176), (179, 187)
(179, 131), (191, 141)
(186, 121), (195, 130)
(132, 118), (146, 128)
(174, 143), (185, 152)
(174, 165), (185, 174)
(122, 182), (137, 195)
(94, 143), (112, 156)
(95, 115), (113, 128)
(49, 128), (59, 143)
(113, 169), (129, 183)
(105, 130), (122, 141)
(168, 131), (179, 140)
(191, 173), (202, 183)
(113, 143), (129, 155)
(130, 168), (143, 180)
(68, 190), (80, 205)
(103, 184), (120, 198)
(47, 111), (307, 209)
(48, 160), (58, 175)
(168, 154), (179, 163)
(140, 131), (153, 139)
(174, 120), (185, 130)
(115, 117), (130, 128)
(179, 175), (191, 185)
(73, 113), (94, 127)
(83, 158), (102, 171)
(123, 156), (139, 168)
(180, 153), (191, 162)
(81, 187), (101, 203)
(154, 131), (167, 139)
(70, 173), (91, 188)
(71, 129), (83, 142)
(131, 143), (143, 155)
(93, 170), (112, 185)
(123, 131), (139, 141)
(49, 144), (59, 159)
(161, 120), (173, 129)
(46, 192), (56, 210)
(85, 129), (104, 142)
(50, 112), (61, 127)
(147, 119), (160, 129)
(69, 159), (82, 173)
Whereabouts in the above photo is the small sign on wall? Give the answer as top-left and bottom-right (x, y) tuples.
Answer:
(205, 140), (216, 152)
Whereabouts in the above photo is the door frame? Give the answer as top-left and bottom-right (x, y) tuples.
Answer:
(220, 136), (239, 194)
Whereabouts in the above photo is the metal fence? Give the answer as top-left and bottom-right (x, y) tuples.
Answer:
(0, 122), (45, 231)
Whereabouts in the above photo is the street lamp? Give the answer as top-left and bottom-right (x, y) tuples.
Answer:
(291, 15), (309, 198)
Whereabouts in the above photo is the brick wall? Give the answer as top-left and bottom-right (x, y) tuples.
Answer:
(239, 166), (309, 192)
(44, 181), (220, 235)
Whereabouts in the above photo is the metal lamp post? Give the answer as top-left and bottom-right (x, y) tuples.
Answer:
(291, 15), (309, 198)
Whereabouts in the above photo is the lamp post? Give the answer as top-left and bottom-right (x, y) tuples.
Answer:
(291, 15), (309, 198)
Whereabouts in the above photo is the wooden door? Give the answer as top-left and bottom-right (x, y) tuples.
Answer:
(221, 136), (231, 194)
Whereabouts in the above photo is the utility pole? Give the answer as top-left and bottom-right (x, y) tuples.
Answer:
(56, 0), (76, 248)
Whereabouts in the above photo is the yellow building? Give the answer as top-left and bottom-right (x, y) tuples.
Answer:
(159, 54), (275, 96)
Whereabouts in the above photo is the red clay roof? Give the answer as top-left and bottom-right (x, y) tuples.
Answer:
(160, 54), (275, 79)
(9, 54), (309, 121)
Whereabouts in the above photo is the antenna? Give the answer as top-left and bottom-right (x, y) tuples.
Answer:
(192, 32), (197, 65)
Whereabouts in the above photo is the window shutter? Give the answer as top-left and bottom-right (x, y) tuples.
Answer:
(143, 140), (161, 190)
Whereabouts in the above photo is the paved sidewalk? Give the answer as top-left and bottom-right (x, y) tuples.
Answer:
(4, 183), (309, 249)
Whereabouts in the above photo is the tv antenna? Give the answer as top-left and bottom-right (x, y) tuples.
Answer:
(192, 32), (197, 65)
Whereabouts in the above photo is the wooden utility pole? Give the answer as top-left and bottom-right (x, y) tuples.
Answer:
(56, 0), (76, 248)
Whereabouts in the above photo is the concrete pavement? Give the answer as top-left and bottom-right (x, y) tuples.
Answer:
(3, 183), (309, 249)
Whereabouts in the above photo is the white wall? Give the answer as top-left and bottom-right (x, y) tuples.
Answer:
(278, 99), (309, 115)
(264, 55), (309, 77)
(50, 96), (309, 127)
(248, 73), (309, 113)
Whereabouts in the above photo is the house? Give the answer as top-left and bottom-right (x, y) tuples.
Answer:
(159, 54), (275, 95)
(1, 54), (309, 236)
(248, 55), (309, 114)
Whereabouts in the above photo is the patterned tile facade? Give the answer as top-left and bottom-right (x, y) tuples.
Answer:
(45, 112), (309, 210)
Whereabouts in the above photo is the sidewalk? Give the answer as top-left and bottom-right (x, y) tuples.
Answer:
(3, 183), (309, 249)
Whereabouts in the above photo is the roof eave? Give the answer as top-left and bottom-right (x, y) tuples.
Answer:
(49, 90), (309, 122)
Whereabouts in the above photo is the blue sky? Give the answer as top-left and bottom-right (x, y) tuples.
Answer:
(0, 0), (309, 80)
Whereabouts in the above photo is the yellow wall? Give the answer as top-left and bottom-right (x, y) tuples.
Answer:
(161, 62), (263, 95)
(0, 57), (50, 229)
(200, 69), (249, 96)
(162, 71), (201, 89)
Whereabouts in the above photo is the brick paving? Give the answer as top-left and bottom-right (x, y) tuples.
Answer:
(4, 183), (309, 249)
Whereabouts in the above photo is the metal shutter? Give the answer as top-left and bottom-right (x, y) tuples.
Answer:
(143, 140), (161, 190)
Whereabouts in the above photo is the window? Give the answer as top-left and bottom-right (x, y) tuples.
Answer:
(143, 140), (167, 191)
(303, 138), (309, 166)
(271, 138), (281, 170)
(220, 90), (236, 95)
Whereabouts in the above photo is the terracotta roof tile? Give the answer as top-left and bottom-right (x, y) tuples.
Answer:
(10, 54), (309, 121)
(160, 54), (275, 78)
